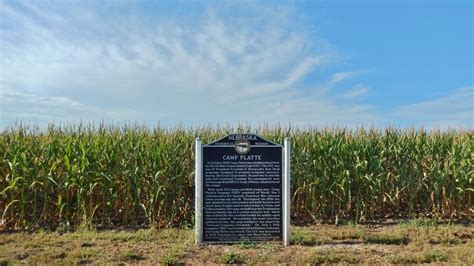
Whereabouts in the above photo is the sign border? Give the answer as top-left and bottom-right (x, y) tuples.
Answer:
(195, 134), (290, 246)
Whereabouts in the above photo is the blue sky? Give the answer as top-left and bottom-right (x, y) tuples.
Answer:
(0, 0), (472, 128)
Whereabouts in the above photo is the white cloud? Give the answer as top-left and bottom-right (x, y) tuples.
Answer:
(0, 2), (378, 127)
(395, 86), (473, 129)
(0, 90), (144, 126)
(342, 84), (370, 99)
(330, 70), (372, 84)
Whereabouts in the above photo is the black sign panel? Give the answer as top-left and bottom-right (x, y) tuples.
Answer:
(202, 134), (283, 243)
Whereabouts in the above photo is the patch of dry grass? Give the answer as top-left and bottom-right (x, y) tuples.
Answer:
(0, 221), (472, 265)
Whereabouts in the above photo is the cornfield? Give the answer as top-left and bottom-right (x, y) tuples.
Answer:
(1, 124), (472, 230)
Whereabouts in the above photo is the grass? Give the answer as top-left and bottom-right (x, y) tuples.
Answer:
(0, 222), (472, 265)
(291, 228), (329, 246)
(122, 250), (145, 261)
(387, 250), (449, 264)
(1, 124), (472, 230)
(424, 250), (449, 262)
(218, 252), (246, 264)
(363, 233), (410, 245)
(161, 254), (180, 265)
(310, 251), (360, 264)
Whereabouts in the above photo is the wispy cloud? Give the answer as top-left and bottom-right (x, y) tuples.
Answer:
(395, 86), (473, 129)
(330, 70), (371, 84)
(0, 90), (144, 125)
(311, 70), (373, 96)
(342, 84), (370, 99)
(0, 1), (379, 127)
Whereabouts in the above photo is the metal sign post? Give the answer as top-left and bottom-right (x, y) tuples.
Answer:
(195, 138), (203, 244)
(283, 138), (291, 246)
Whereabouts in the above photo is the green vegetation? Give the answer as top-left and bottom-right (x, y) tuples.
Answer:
(218, 252), (246, 264)
(363, 233), (409, 245)
(0, 124), (472, 229)
(310, 251), (360, 264)
(122, 250), (145, 261)
(291, 228), (328, 246)
(387, 250), (449, 264)
(160, 254), (180, 265)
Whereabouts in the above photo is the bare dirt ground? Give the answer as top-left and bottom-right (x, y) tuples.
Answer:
(1, 220), (473, 265)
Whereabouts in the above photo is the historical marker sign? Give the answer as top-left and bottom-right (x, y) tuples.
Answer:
(195, 134), (291, 245)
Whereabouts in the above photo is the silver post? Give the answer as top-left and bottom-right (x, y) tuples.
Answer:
(195, 138), (203, 244)
(283, 138), (291, 246)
